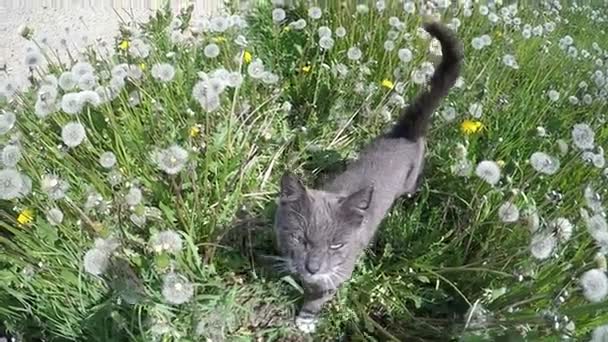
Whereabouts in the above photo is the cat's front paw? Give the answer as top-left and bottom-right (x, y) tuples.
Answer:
(295, 314), (318, 334)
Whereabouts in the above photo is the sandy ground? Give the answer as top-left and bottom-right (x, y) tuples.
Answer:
(0, 0), (223, 86)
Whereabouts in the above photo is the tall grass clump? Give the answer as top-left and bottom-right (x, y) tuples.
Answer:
(1, 0), (608, 340)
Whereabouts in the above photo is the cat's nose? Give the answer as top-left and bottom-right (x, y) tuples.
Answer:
(305, 257), (322, 274)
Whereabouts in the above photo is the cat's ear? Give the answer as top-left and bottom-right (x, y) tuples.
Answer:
(340, 185), (374, 217)
(280, 171), (307, 203)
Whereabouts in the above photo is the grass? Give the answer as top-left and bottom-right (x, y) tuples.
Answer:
(1, 0), (608, 341)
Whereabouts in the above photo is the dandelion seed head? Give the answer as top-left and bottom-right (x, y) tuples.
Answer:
(35, 99), (57, 118)
(0, 168), (24, 200)
(403, 1), (415, 14)
(24, 50), (44, 67)
(126, 186), (143, 206)
(318, 26), (332, 38)
(151, 63), (176, 82)
(568, 95), (579, 105)
(71, 62), (94, 79)
(79, 90), (101, 107)
(347, 47), (362, 61)
(290, 19), (307, 30)
(498, 201), (520, 223)
(99, 151), (117, 169)
(468, 102), (483, 118)
(584, 185), (603, 214)
(41, 173), (69, 200)
(46, 207), (63, 225)
(529, 233), (556, 260)
(384, 40), (395, 52)
(530, 152), (560, 175)
(319, 36), (335, 50)
(548, 90), (560, 102)
(129, 38), (151, 58)
(58, 71), (77, 91)
(335, 26), (346, 38)
(451, 159), (473, 177)
(161, 273), (194, 305)
(580, 269), (608, 303)
(2, 144), (21, 167)
(150, 230), (183, 254)
(398, 48), (413, 63)
(572, 123), (595, 150)
(153, 145), (188, 175)
(308, 6), (322, 19)
(61, 121), (86, 147)
(502, 54), (519, 69)
(551, 217), (574, 242)
(203, 43), (220, 58)
(557, 139), (569, 155)
(471, 37), (484, 50)
(61, 93), (84, 115)
(272, 8), (286, 22)
(83, 248), (109, 276)
(210, 16), (229, 32)
(77, 73), (97, 91)
(475, 160), (501, 185)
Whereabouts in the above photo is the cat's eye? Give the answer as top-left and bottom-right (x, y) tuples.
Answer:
(330, 243), (344, 250)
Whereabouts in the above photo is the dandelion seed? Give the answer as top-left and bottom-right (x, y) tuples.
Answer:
(580, 269), (608, 303)
(149, 230), (183, 254)
(572, 123), (595, 150)
(61, 122), (86, 147)
(529, 152), (560, 175)
(58, 71), (77, 91)
(161, 272), (194, 305)
(153, 145), (188, 175)
(498, 202), (520, 223)
(475, 160), (501, 185)
(290, 19), (307, 30)
(272, 8), (286, 22)
(202, 43), (220, 59)
(529, 233), (556, 260)
(99, 151), (117, 169)
(2, 145), (21, 167)
(335, 26), (346, 38)
(347, 47), (362, 61)
(83, 248), (110, 276)
(247, 58), (265, 79)
(46, 207), (63, 225)
(547, 90), (560, 102)
(151, 63), (176, 82)
(398, 48), (413, 63)
(125, 186), (143, 206)
(502, 54), (519, 69)
(24, 50), (44, 67)
(308, 6), (322, 19)
(551, 217), (574, 243)
(403, 1), (415, 14)
(0, 168), (24, 200)
(41, 174), (69, 200)
(468, 102), (483, 118)
(319, 36), (335, 50)
(61, 93), (83, 115)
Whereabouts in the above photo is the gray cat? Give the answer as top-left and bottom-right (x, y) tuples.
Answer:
(274, 22), (463, 333)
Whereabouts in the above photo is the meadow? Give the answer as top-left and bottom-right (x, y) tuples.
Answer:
(1, 0), (608, 340)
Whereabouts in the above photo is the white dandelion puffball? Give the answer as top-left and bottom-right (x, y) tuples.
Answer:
(398, 48), (413, 63)
(149, 230), (183, 254)
(46, 207), (64, 226)
(347, 47), (362, 61)
(547, 90), (560, 102)
(162, 273), (194, 305)
(35, 98), (57, 118)
(204, 43), (220, 58)
(59, 71), (77, 91)
(2, 144), (22, 167)
(471, 37), (484, 50)
(584, 185), (603, 214)
(572, 123), (595, 150)
(475, 160), (501, 185)
(384, 40), (395, 52)
(72, 62), (94, 79)
(0, 168), (24, 200)
(78, 73), (97, 90)
(308, 6), (322, 19)
(525, 210), (540, 233)
(151, 63), (176, 82)
(580, 269), (608, 303)
(502, 54), (519, 69)
(153, 145), (188, 175)
(41, 174), (69, 200)
(272, 8), (286, 22)
(94, 237), (120, 253)
(61, 122), (86, 147)
(529, 233), (556, 260)
(498, 201), (520, 223)
(61, 93), (84, 115)
(591, 325), (608, 342)
(318, 26), (332, 38)
(99, 151), (117, 169)
(0, 111), (16, 135)
(83, 248), (110, 276)
(290, 19), (307, 30)
(125, 186), (143, 206)
(403, 1), (415, 14)
(451, 159), (473, 177)
(335, 26), (346, 38)
(319, 36), (335, 50)
(551, 217), (574, 242)
(79, 90), (101, 107)
(441, 106), (457, 122)
(529, 152), (560, 175)
(247, 58), (265, 79)
(468, 102), (483, 118)
(556, 139), (569, 155)
(24, 50), (44, 67)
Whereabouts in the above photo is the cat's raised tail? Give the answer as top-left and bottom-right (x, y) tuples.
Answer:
(388, 22), (464, 141)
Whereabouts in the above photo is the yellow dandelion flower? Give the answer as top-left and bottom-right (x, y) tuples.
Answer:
(17, 208), (34, 225)
(283, 26), (292, 32)
(381, 79), (395, 89)
(119, 40), (130, 50)
(301, 65), (311, 73)
(243, 50), (253, 64)
(460, 120), (483, 135)
(139, 63), (146, 70)
(497, 160), (506, 167)
(189, 126), (200, 137)
(211, 36), (227, 43)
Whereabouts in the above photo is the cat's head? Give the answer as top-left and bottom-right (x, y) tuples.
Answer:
(274, 172), (373, 291)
